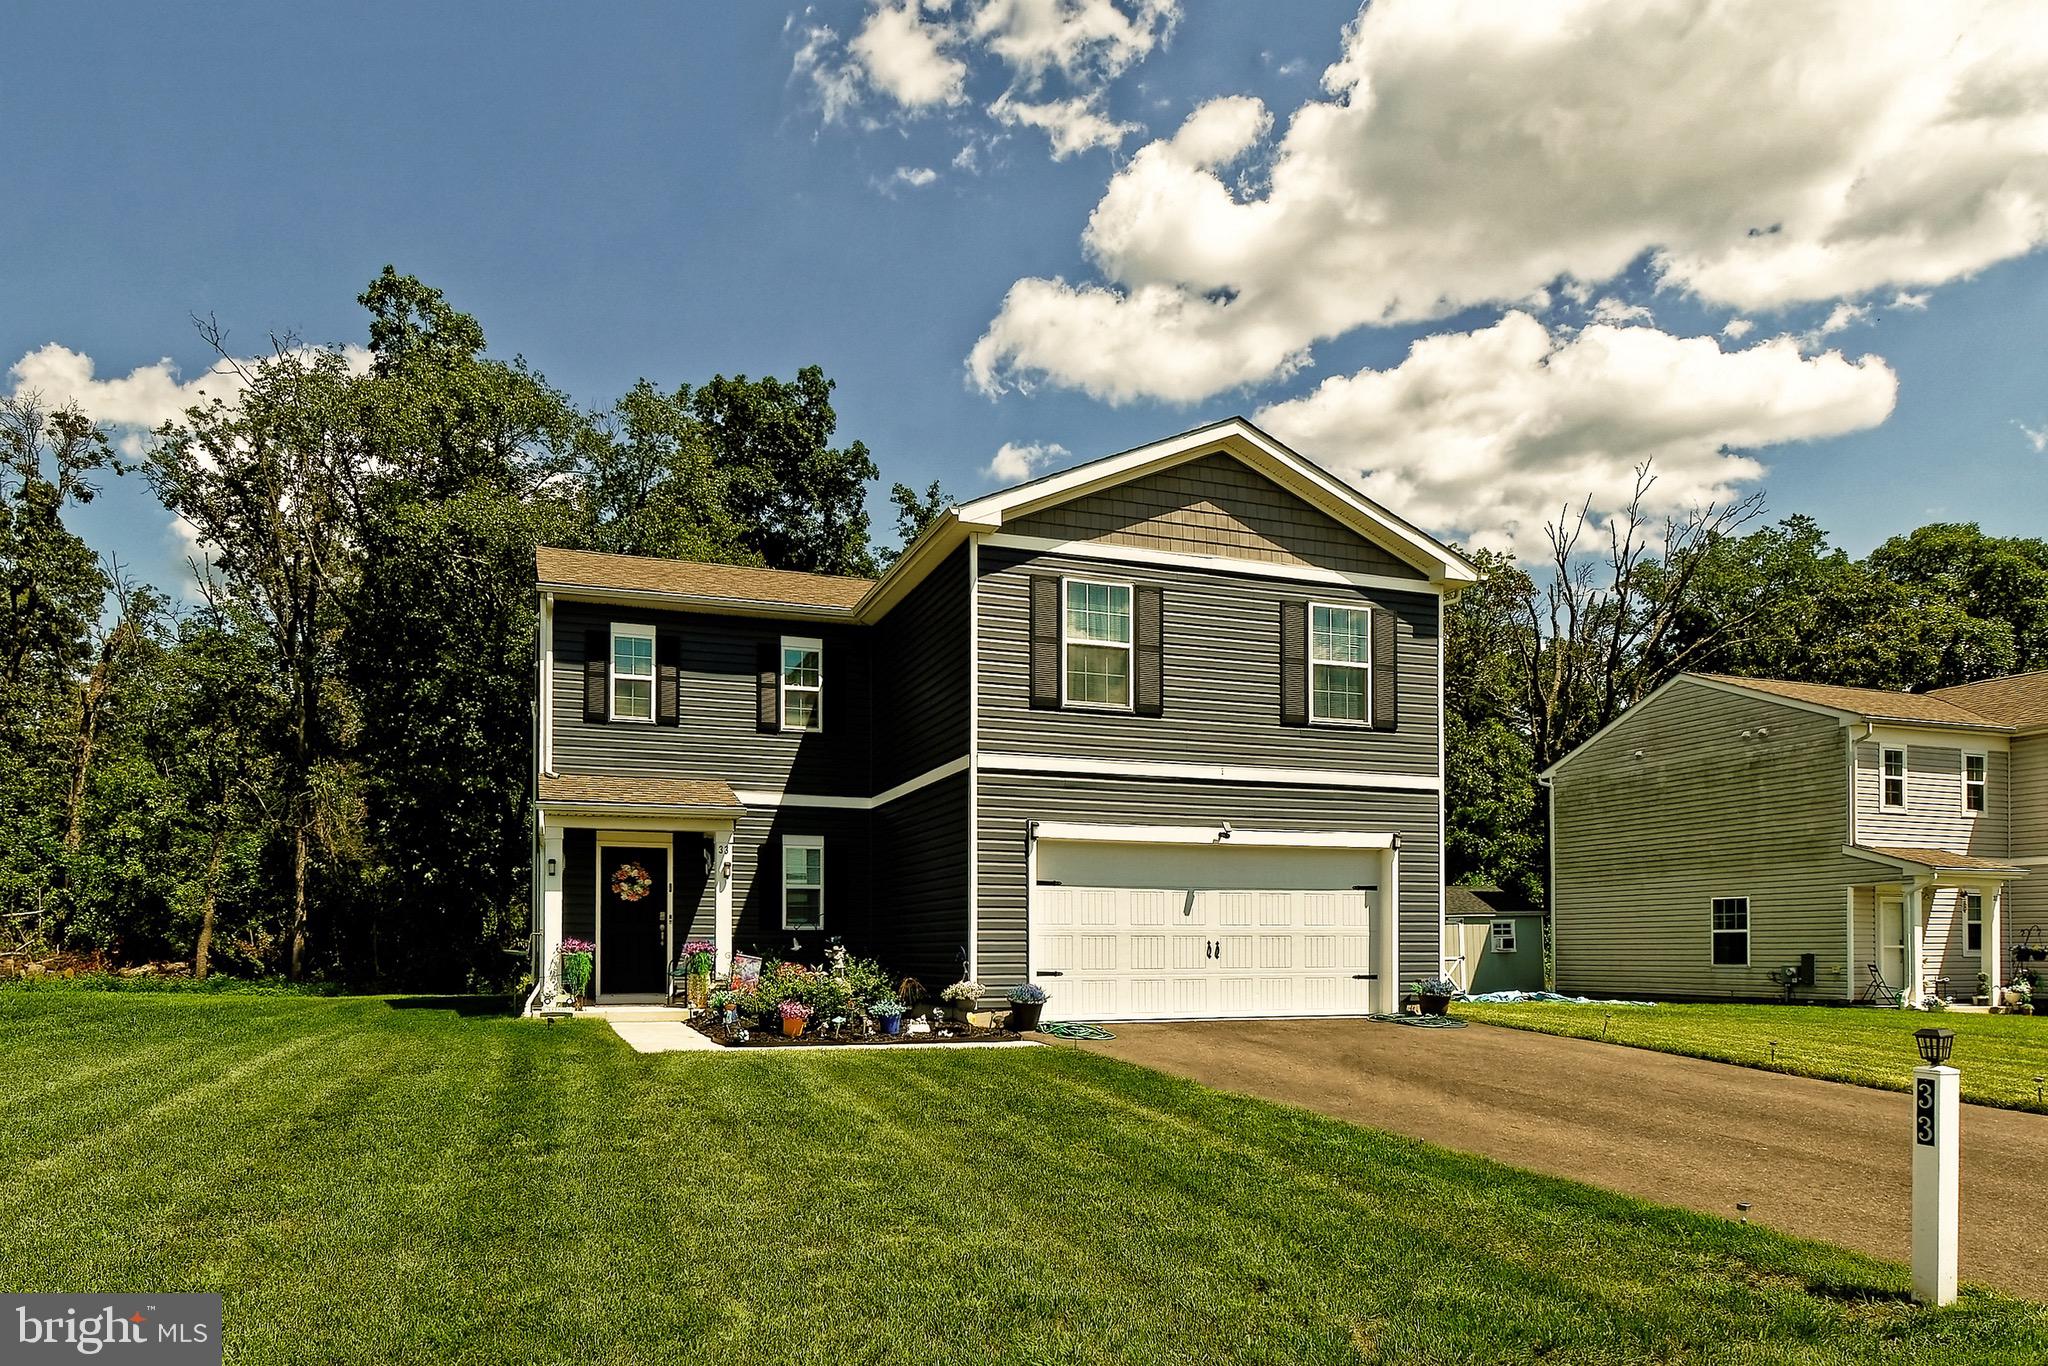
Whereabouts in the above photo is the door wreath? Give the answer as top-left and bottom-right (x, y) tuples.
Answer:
(610, 861), (654, 903)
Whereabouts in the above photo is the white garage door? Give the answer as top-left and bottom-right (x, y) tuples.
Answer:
(1029, 839), (1380, 1021)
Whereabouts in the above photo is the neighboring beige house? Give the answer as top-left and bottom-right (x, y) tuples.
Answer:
(1544, 671), (2048, 1005)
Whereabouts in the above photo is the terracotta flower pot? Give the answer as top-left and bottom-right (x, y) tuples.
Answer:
(780, 1015), (805, 1038)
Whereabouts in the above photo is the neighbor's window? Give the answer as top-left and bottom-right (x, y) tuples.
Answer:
(1309, 603), (1372, 723)
(1881, 747), (1907, 809)
(1064, 579), (1132, 708)
(1964, 753), (1987, 814)
(1965, 892), (1983, 954)
(782, 836), (824, 930)
(781, 637), (823, 732)
(1490, 920), (1517, 953)
(1711, 897), (1749, 966)
(610, 624), (655, 722)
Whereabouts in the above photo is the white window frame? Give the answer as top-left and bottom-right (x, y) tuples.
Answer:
(608, 623), (656, 723)
(1880, 746), (1907, 810)
(1710, 896), (1750, 968)
(781, 835), (825, 931)
(1962, 752), (1987, 815)
(1489, 920), (1517, 953)
(1964, 891), (1983, 955)
(1060, 576), (1134, 711)
(779, 635), (824, 733)
(1307, 600), (1373, 727)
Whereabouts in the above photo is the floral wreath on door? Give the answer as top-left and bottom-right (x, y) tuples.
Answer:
(610, 861), (653, 903)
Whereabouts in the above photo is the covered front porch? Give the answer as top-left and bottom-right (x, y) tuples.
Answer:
(533, 775), (743, 1010)
(1845, 845), (2024, 1006)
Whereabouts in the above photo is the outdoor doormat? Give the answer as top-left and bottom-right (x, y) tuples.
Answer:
(688, 1020), (1025, 1048)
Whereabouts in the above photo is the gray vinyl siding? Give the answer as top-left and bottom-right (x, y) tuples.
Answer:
(563, 828), (596, 943)
(975, 772), (1441, 994)
(875, 772), (972, 986)
(2008, 735), (2048, 985)
(1004, 451), (1424, 581)
(551, 600), (873, 797)
(976, 543), (1439, 775)
(873, 546), (970, 791)
(1551, 679), (1870, 1000)
(1853, 740), (2009, 856)
(729, 807), (874, 963)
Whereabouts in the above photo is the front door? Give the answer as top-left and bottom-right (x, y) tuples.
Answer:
(598, 844), (668, 998)
(1878, 895), (1906, 993)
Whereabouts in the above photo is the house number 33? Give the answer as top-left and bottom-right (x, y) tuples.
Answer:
(1914, 1078), (1937, 1146)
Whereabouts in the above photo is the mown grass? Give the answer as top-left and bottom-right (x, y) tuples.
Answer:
(1460, 1001), (2048, 1114)
(3, 994), (2044, 1364)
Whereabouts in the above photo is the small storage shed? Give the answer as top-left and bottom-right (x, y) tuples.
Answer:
(1446, 885), (1545, 994)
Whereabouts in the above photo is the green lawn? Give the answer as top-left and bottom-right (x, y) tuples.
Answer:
(5, 994), (2045, 1364)
(1461, 1001), (2048, 1113)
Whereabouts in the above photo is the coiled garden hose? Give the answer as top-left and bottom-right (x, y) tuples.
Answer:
(1038, 1021), (1116, 1041)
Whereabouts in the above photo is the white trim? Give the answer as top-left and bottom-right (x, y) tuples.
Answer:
(608, 622), (657, 724)
(982, 532), (1440, 599)
(980, 751), (1441, 792)
(967, 535), (982, 982)
(1880, 745), (1908, 811)
(778, 635), (824, 733)
(781, 834), (825, 931)
(538, 581), (858, 622)
(1307, 600), (1373, 726)
(1843, 887), (1856, 1003)
(1059, 575), (1134, 712)
(595, 833), (675, 1001)
(538, 591), (555, 776)
(1962, 750), (1987, 816)
(1963, 890), (1984, 957)
(732, 755), (970, 812)
(1029, 820), (1396, 849)
(1437, 595), (1448, 989)
(1710, 894), (1750, 968)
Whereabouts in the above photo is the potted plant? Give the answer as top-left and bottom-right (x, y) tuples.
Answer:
(869, 997), (905, 1036)
(940, 980), (985, 1023)
(559, 938), (595, 1006)
(680, 939), (716, 1010)
(1411, 976), (1458, 1017)
(1007, 982), (1049, 1031)
(778, 1001), (813, 1038)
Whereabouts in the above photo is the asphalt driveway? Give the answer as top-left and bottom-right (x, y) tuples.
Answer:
(1075, 1018), (2047, 1301)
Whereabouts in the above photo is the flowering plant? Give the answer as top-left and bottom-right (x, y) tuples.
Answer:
(1007, 983), (1048, 1005)
(941, 980), (985, 1006)
(1410, 977), (1459, 998)
(867, 996), (904, 1020)
(558, 938), (595, 999)
(559, 938), (594, 956)
(778, 1001), (814, 1023)
(609, 862), (653, 903)
(681, 939), (715, 975)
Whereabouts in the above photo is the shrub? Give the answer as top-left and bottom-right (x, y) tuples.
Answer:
(941, 980), (985, 1007)
(867, 995), (904, 1020)
(1007, 983), (1048, 1005)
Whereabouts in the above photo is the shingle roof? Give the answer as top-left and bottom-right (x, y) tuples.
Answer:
(1695, 674), (2008, 730)
(538, 774), (744, 813)
(1857, 845), (2027, 875)
(536, 547), (873, 612)
(1445, 885), (1538, 920)
(1930, 671), (2048, 730)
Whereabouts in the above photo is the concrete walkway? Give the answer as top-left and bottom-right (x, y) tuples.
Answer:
(1079, 1018), (2047, 1301)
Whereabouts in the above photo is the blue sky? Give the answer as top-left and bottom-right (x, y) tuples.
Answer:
(5, 0), (2044, 593)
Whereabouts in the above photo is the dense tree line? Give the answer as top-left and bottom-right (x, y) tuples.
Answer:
(3, 270), (2040, 984)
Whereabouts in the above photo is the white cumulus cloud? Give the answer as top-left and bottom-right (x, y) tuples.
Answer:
(988, 92), (1136, 158)
(972, 0), (2048, 402)
(6, 344), (233, 455)
(2018, 420), (2048, 454)
(1253, 313), (1898, 559)
(987, 438), (1069, 482)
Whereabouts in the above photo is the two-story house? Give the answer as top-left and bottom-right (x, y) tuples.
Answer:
(1545, 672), (2047, 1005)
(528, 418), (1478, 1019)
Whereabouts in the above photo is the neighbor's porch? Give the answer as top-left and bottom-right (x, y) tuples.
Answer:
(1844, 847), (2023, 1006)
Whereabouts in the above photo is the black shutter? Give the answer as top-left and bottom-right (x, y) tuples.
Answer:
(656, 634), (681, 726)
(584, 630), (608, 723)
(1134, 585), (1164, 717)
(1371, 605), (1398, 730)
(756, 640), (779, 732)
(1029, 576), (1061, 709)
(1280, 601), (1308, 726)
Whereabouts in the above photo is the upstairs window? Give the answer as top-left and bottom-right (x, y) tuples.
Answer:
(780, 637), (823, 732)
(1881, 747), (1907, 809)
(1965, 892), (1983, 954)
(610, 624), (655, 722)
(1309, 603), (1372, 724)
(1711, 897), (1749, 966)
(1489, 920), (1517, 953)
(782, 836), (824, 930)
(1064, 579), (1132, 708)
(1964, 753), (1987, 814)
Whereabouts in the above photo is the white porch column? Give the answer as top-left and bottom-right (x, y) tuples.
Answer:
(713, 832), (734, 976)
(1905, 882), (1926, 1007)
(1378, 841), (1402, 1016)
(540, 824), (566, 1001)
(1987, 884), (2004, 999)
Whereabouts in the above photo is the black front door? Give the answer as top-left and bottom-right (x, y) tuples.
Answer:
(598, 845), (668, 997)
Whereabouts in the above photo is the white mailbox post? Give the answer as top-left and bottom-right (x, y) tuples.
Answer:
(1911, 1027), (1959, 1307)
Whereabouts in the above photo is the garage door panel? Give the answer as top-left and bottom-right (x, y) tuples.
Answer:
(1129, 934), (1168, 971)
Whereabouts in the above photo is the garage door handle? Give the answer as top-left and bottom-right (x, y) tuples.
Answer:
(1352, 974), (1378, 981)
(1036, 971), (1064, 978)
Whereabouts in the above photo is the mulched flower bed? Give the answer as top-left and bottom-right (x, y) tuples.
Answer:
(688, 1018), (1024, 1048)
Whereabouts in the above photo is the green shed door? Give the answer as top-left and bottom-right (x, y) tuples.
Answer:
(1468, 917), (1544, 994)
